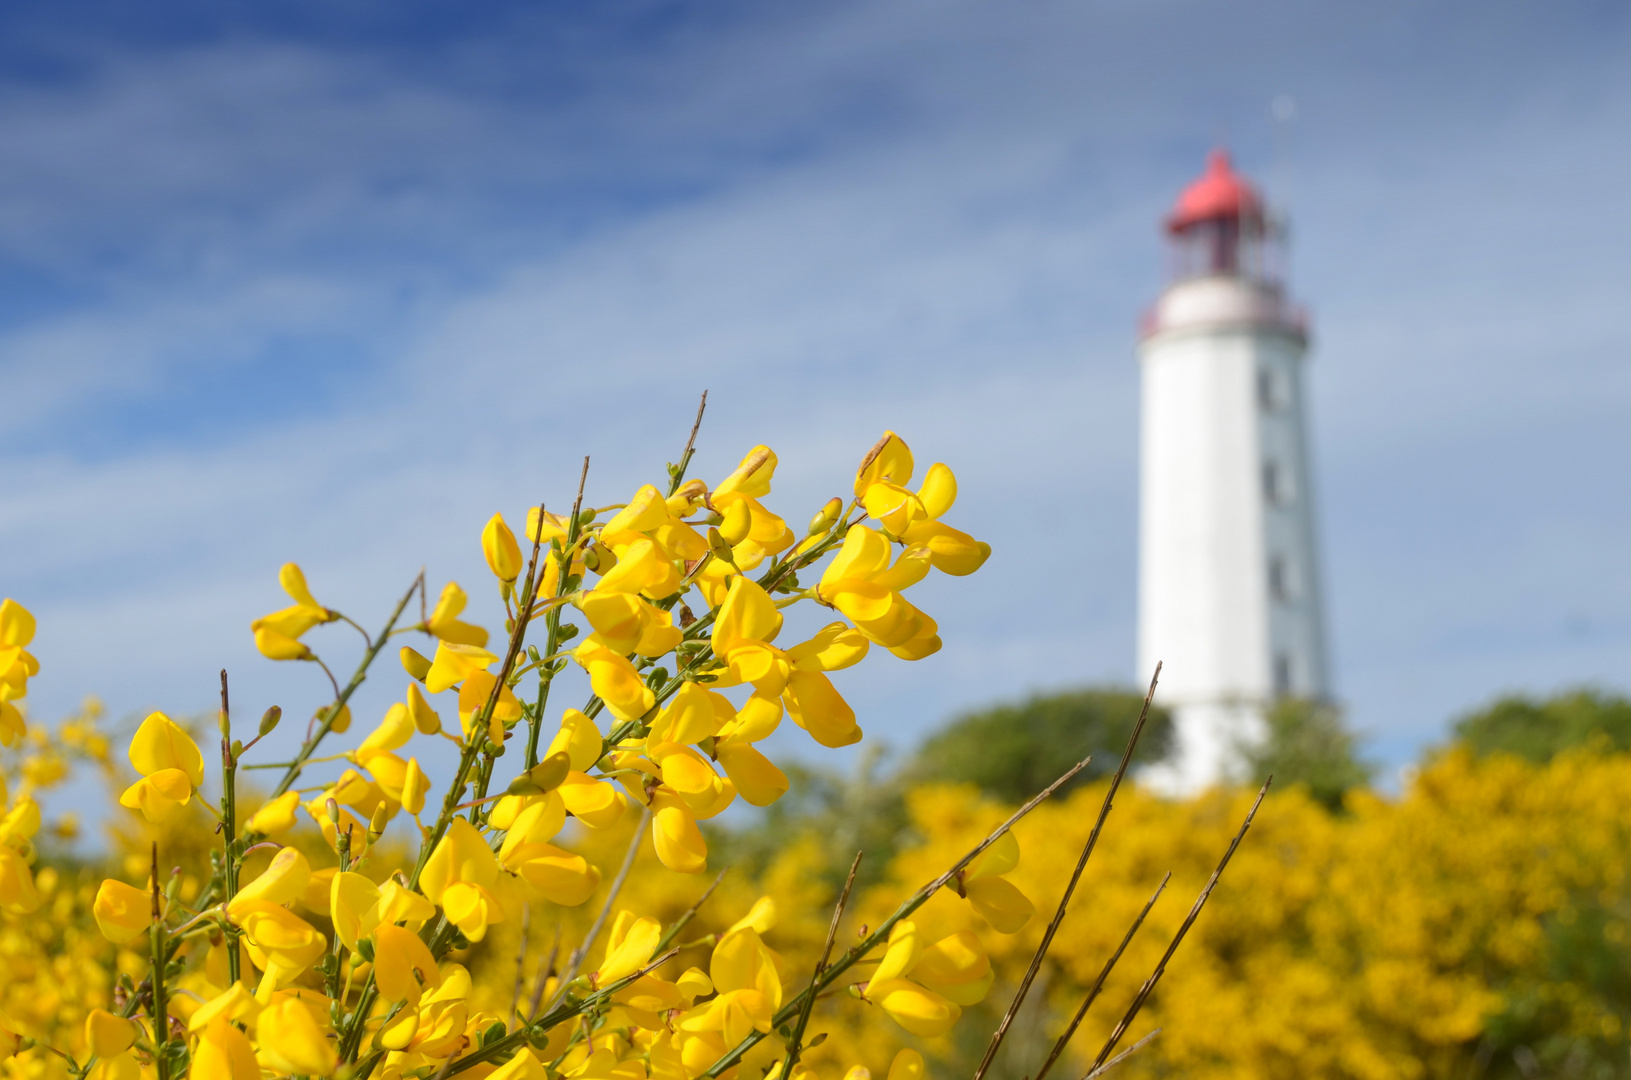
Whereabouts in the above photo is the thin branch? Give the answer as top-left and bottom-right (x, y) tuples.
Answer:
(973, 663), (1162, 1080)
(546, 805), (652, 1013)
(571, 456), (590, 527)
(654, 868), (729, 955)
(445, 947), (681, 1078)
(702, 755), (1096, 1079)
(510, 903), (532, 1029)
(1086, 781), (1271, 1075)
(668, 392), (709, 497)
(1081, 1029), (1161, 1080)
(270, 575), (420, 798)
(526, 924), (563, 1022)
(784, 852), (862, 1077)
(1034, 874), (1170, 1080)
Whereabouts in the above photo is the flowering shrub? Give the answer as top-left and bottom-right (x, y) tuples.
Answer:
(0, 421), (1138, 1080)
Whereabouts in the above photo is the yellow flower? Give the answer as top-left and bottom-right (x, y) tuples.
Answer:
(557, 772), (628, 828)
(256, 998), (338, 1077)
(400, 645), (432, 681)
(236, 901), (326, 999)
(328, 871), (380, 953)
(497, 795), (602, 906)
(546, 709), (606, 771)
(401, 757), (430, 815)
(651, 793), (709, 875)
(425, 582), (489, 647)
(861, 921), (963, 1037)
(373, 924), (441, 1006)
(406, 682), (441, 734)
(709, 577), (792, 699)
(483, 512), (524, 582)
(192, 1017), (260, 1080)
(425, 640), (498, 695)
(93, 878), (153, 944)
(713, 742), (789, 807)
(0, 845), (40, 914)
(250, 563), (335, 659)
(572, 640), (655, 721)
(187, 984), (261, 1033)
(578, 589), (682, 658)
(678, 911), (782, 1048)
(245, 791), (300, 835)
(598, 911), (661, 984)
(84, 1009), (138, 1058)
(457, 670), (523, 746)
(420, 818), (508, 942)
(0, 1009), (19, 1061)
(958, 830), (1034, 933)
(888, 1049), (926, 1080)
(227, 847), (311, 918)
(0, 600), (39, 738)
(816, 526), (940, 659)
(118, 712), (205, 823)
(647, 682), (730, 746)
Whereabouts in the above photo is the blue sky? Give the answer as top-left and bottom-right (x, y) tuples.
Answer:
(3, 0), (1630, 797)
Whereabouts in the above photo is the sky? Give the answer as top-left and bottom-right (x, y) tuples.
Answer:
(3, 0), (1630, 807)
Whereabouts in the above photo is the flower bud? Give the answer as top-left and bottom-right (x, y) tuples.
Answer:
(707, 527), (737, 566)
(327, 704), (352, 734)
(808, 497), (843, 536)
(258, 705), (282, 737)
(406, 683), (441, 735)
(402, 758), (429, 815)
(482, 513), (523, 583)
(719, 500), (752, 546)
(400, 646), (432, 682)
(509, 750), (572, 796)
(369, 803), (390, 843)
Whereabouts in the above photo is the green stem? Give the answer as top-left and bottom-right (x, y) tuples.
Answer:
(218, 671), (241, 987)
(270, 577), (421, 799)
(149, 844), (169, 1080)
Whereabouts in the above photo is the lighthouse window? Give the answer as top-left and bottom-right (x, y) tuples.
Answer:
(1257, 368), (1286, 412)
(1269, 555), (1294, 601)
(1263, 461), (1294, 506)
(1273, 652), (1294, 696)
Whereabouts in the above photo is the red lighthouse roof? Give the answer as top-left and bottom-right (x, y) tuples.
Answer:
(1166, 150), (1264, 234)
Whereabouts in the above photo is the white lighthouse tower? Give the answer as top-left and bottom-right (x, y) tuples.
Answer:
(1137, 150), (1330, 794)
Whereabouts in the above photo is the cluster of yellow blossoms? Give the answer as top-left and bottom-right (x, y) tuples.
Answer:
(0, 427), (1035, 1080)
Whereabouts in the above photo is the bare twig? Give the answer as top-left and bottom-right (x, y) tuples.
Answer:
(654, 868), (729, 955)
(510, 903), (532, 1028)
(571, 456), (590, 527)
(546, 806), (653, 1013)
(1034, 874), (1170, 1080)
(445, 946), (681, 1078)
(973, 664), (1162, 1080)
(668, 392), (709, 496)
(702, 756), (1096, 1078)
(1086, 781), (1271, 1075)
(1082, 1029), (1161, 1080)
(784, 852), (862, 1076)
(526, 924), (562, 1022)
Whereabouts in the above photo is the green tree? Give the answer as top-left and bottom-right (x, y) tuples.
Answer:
(909, 687), (1171, 804)
(1453, 689), (1631, 763)
(1240, 697), (1372, 810)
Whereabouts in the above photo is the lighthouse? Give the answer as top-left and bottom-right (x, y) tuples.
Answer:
(1136, 150), (1330, 794)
